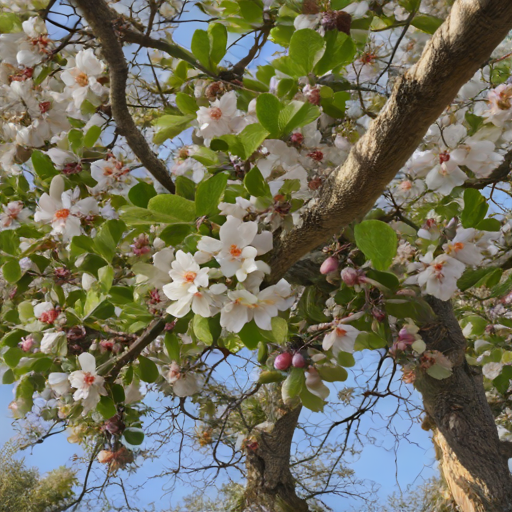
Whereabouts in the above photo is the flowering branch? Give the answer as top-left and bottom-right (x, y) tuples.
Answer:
(266, 0), (512, 284)
(73, 0), (176, 193)
(100, 318), (167, 381)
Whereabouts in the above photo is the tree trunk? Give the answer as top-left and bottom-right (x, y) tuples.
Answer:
(243, 406), (309, 512)
(415, 298), (512, 511)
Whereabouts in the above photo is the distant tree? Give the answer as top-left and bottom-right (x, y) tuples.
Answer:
(0, 443), (76, 512)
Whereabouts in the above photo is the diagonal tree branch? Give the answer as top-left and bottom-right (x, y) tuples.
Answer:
(73, 0), (176, 193)
(98, 317), (167, 382)
(266, 0), (512, 284)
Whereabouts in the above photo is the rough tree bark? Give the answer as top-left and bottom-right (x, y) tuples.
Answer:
(267, 0), (512, 283)
(416, 298), (512, 512)
(243, 406), (309, 512)
(73, 0), (176, 193)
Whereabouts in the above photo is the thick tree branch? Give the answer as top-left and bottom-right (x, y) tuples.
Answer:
(73, 0), (176, 193)
(266, 0), (512, 284)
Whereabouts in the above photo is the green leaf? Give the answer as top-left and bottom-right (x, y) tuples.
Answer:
(269, 25), (295, 47)
(175, 176), (196, 200)
(337, 351), (356, 367)
(109, 286), (134, 305)
(1, 330), (28, 348)
(426, 364), (452, 380)
(315, 31), (356, 75)
(0, 13), (22, 33)
(288, 29), (325, 76)
(208, 23), (227, 66)
(138, 355), (159, 383)
(0, 231), (19, 256)
(321, 91), (350, 118)
(239, 0), (263, 22)
(279, 102), (321, 135)
(31, 151), (58, 180)
(299, 387), (325, 412)
(4, 347), (23, 368)
(148, 194), (197, 222)
(98, 265), (114, 292)
(354, 220), (398, 271)
(237, 123), (270, 158)
(365, 269), (399, 290)
(153, 114), (195, 144)
(411, 14), (443, 34)
(196, 172), (228, 217)
(159, 224), (193, 245)
(2, 370), (14, 385)
(271, 317), (288, 344)
(238, 320), (261, 350)
(70, 235), (97, 258)
(317, 365), (348, 382)
(2, 259), (22, 283)
(461, 189), (489, 228)
(476, 218), (501, 232)
(175, 93), (199, 115)
(191, 29), (212, 71)
(31, 357), (53, 373)
(124, 427), (145, 446)
(94, 220), (126, 261)
(256, 93), (281, 137)
(128, 181), (157, 208)
(258, 370), (286, 384)
(164, 332), (181, 363)
(112, 384), (126, 403)
(354, 332), (387, 351)
(84, 125), (102, 147)
(244, 167), (271, 197)
(97, 396), (117, 419)
(282, 367), (305, 402)
(193, 314), (213, 345)
(384, 297), (434, 324)
(68, 129), (83, 153)
(15, 377), (34, 416)
(458, 267), (502, 291)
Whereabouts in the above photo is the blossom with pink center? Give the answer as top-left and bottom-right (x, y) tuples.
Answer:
(34, 176), (99, 241)
(196, 91), (241, 140)
(322, 321), (360, 355)
(483, 84), (512, 127)
(196, 216), (271, 282)
(0, 201), (31, 230)
(60, 48), (108, 109)
(413, 251), (466, 301)
(68, 352), (107, 415)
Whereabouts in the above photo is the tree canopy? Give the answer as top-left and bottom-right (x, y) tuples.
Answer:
(1, 0), (512, 510)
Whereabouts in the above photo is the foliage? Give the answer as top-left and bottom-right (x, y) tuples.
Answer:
(0, 443), (76, 512)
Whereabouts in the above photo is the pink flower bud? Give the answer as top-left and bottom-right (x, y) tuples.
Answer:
(341, 267), (359, 286)
(274, 352), (293, 371)
(372, 308), (386, 322)
(320, 256), (339, 275)
(292, 353), (306, 368)
(397, 328), (415, 344)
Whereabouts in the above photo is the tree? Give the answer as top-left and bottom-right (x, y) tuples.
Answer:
(1, 0), (512, 510)
(0, 442), (76, 512)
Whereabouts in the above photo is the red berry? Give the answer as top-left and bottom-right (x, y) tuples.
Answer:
(274, 352), (293, 370)
(292, 353), (306, 368)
